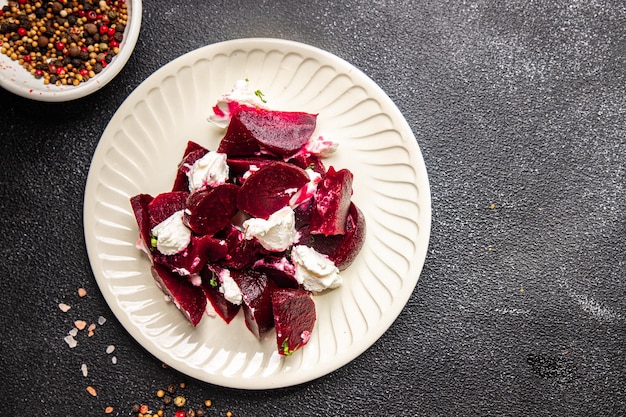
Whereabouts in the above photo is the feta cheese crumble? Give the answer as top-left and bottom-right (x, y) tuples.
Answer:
(304, 135), (338, 158)
(208, 79), (268, 128)
(151, 210), (191, 255)
(242, 206), (298, 252)
(187, 151), (229, 191)
(218, 269), (243, 305)
(291, 245), (342, 293)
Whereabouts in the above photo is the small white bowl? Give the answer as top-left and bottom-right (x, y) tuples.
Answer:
(0, 0), (141, 102)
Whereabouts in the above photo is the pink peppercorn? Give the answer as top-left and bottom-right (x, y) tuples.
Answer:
(55, 41), (64, 51)
(17, 27), (27, 37)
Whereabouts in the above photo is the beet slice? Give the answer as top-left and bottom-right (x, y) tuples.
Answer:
(252, 255), (299, 289)
(200, 265), (241, 324)
(237, 161), (309, 219)
(147, 191), (189, 229)
(218, 107), (317, 158)
(152, 235), (228, 275)
(288, 153), (326, 177)
(218, 224), (264, 270)
(183, 184), (239, 236)
(309, 166), (353, 236)
(217, 109), (262, 157)
(151, 263), (206, 326)
(172, 147), (209, 192)
(297, 202), (366, 270)
(230, 270), (275, 338)
(226, 156), (280, 177)
(130, 193), (154, 249)
(272, 288), (316, 356)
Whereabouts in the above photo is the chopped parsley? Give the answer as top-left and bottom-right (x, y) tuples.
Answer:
(255, 89), (267, 103)
(281, 338), (295, 356)
(209, 271), (219, 288)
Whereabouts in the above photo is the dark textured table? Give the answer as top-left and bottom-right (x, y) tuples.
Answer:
(1, 1), (624, 416)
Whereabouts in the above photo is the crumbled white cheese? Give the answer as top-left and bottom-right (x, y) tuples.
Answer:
(304, 135), (338, 158)
(151, 210), (191, 255)
(291, 245), (342, 293)
(243, 206), (297, 252)
(218, 269), (242, 305)
(208, 79), (267, 127)
(187, 151), (229, 191)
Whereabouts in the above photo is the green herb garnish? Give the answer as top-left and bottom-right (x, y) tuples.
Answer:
(281, 338), (294, 356)
(255, 89), (267, 103)
(209, 270), (219, 288)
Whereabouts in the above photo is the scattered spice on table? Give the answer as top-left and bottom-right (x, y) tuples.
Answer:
(78, 287), (87, 297)
(0, 0), (129, 86)
(128, 383), (223, 417)
(86, 385), (97, 397)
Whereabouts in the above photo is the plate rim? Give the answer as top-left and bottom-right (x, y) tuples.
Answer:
(83, 37), (432, 389)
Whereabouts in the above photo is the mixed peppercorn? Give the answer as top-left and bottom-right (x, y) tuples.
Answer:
(130, 382), (232, 417)
(0, 0), (128, 86)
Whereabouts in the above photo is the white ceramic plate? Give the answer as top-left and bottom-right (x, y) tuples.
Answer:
(0, 0), (141, 102)
(84, 38), (431, 389)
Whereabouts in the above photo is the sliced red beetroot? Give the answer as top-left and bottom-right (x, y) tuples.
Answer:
(218, 224), (264, 270)
(293, 198), (313, 229)
(172, 147), (210, 192)
(272, 288), (316, 356)
(218, 107), (317, 158)
(252, 255), (299, 289)
(130, 193), (154, 249)
(183, 184), (239, 236)
(151, 263), (206, 326)
(297, 202), (366, 270)
(309, 166), (353, 236)
(217, 109), (262, 157)
(237, 161), (309, 219)
(147, 191), (189, 229)
(230, 270), (275, 338)
(226, 156), (280, 177)
(200, 264), (241, 324)
(152, 235), (229, 275)
(288, 153), (326, 177)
